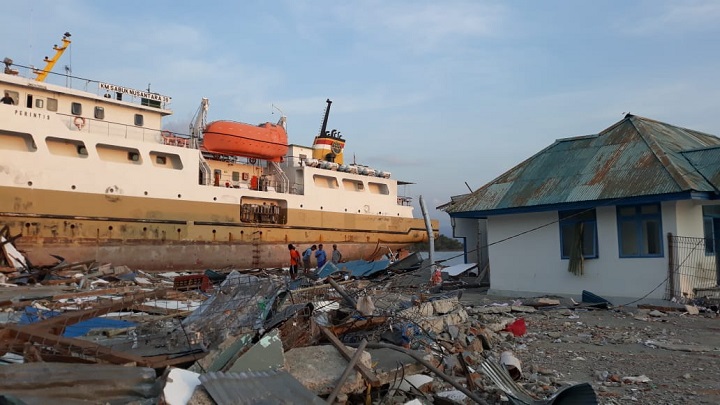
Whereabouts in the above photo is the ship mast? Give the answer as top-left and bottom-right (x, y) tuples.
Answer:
(34, 32), (72, 82)
(318, 99), (332, 137)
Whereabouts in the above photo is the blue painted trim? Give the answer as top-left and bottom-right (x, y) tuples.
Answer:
(448, 191), (711, 219)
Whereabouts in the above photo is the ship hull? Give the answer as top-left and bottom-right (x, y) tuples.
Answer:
(1, 186), (432, 270)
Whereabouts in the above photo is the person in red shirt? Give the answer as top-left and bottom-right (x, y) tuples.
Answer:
(288, 244), (301, 280)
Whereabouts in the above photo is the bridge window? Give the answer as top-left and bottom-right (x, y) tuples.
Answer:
(134, 114), (144, 126)
(47, 98), (58, 111)
(94, 106), (105, 120)
(71, 102), (82, 115)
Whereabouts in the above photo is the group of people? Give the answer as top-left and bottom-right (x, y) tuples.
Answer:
(287, 243), (343, 280)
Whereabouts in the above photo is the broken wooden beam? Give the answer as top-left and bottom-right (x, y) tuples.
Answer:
(318, 325), (380, 387)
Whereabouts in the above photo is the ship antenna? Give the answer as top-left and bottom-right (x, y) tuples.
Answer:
(318, 99), (332, 137)
(272, 104), (287, 131)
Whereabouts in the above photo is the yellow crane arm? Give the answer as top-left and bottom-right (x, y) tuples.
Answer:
(34, 33), (72, 82)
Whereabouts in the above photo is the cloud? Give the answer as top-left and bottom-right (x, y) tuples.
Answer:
(621, 0), (720, 35)
(325, 1), (507, 52)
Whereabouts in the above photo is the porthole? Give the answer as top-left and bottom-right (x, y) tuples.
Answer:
(144, 191), (148, 195)
(108, 226), (113, 230)
(27, 181), (32, 186)
(177, 194), (182, 198)
(71, 185), (76, 190)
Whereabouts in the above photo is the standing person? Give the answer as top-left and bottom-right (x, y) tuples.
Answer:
(288, 244), (301, 280)
(1, 92), (14, 105)
(302, 245), (316, 274)
(331, 244), (343, 264)
(315, 244), (327, 269)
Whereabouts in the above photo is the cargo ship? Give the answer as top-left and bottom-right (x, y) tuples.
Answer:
(0, 34), (437, 270)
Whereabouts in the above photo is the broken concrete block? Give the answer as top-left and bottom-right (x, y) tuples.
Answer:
(431, 297), (459, 314)
(284, 344), (371, 396)
(510, 305), (537, 313)
(469, 306), (512, 314)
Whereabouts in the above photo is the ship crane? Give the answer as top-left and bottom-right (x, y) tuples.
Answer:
(34, 32), (72, 82)
(189, 97), (209, 149)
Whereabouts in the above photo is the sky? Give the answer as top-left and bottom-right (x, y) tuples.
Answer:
(3, 1), (720, 236)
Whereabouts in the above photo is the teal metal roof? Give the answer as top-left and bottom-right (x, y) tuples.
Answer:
(441, 115), (720, 215)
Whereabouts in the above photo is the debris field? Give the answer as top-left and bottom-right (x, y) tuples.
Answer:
(1, 230), (719, 405)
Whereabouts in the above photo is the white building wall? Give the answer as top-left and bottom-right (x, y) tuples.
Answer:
(487, 202), (691, 301)
(451, 218), (488, 262)
(675, 200), (705, 237)
(673, 200), (717, 296)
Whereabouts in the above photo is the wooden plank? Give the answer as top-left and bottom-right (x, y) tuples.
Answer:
(4, 326), (146, 365)
(22, 289), (169, 331)
(319, 325), (380, 387)
(51, 286), (142, 300)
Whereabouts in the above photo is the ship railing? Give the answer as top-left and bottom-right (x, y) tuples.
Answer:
(59, 113), (192, 146)
(198, 155), (212, 186)
(397, 196), (413, 206)
(3, 64), (172, 110)
(268, 161), (290, 194)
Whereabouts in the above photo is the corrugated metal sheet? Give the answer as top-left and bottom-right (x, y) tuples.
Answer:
(0, 363), (159, 405)
(682, 146), (720, 190)
(443, 115), (720, 214)
(200, 370), (325, 405)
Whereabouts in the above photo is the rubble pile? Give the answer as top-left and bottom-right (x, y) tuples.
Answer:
(1, 234), (718, 404)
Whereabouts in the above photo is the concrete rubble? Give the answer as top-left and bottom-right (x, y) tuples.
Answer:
(1, 235), (719, 404)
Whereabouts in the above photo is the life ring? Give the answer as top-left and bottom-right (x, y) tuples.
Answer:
(73, 116), (86, 130)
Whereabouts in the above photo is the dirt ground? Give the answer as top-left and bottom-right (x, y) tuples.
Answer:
(459, 291), (720, 405)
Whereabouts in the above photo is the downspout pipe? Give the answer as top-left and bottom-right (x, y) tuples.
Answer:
(419, 195), (435, 275)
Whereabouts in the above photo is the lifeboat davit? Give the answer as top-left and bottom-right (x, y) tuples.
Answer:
(202, 121), (288, 162)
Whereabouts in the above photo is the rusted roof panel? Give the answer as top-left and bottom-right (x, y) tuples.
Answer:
(443, 115), (720, 214)
(683, 146), (720, 190)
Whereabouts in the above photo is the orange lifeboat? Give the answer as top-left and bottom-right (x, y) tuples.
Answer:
(202, 121), (288, 162)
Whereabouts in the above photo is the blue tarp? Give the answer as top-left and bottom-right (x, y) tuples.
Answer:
(19, 307), (137, 338)
(316, 259), (391, 278)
